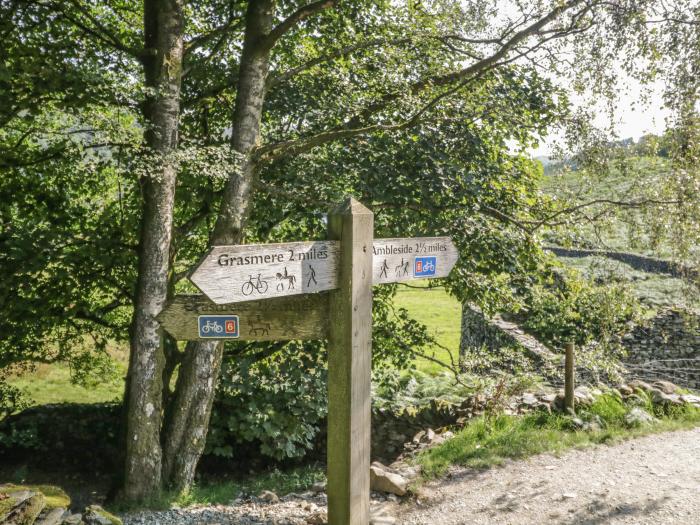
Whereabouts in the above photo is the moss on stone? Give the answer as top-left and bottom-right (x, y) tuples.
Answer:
(0, 494), (19, 519)
(0, 484), (70, 510)
(86, 504), (123, 525)
(18, 492), (45, 525)
(28, 484), (70, 509)
(0, 489), (45, 525)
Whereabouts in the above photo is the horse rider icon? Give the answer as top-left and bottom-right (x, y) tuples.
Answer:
(307, 264), (317, 287)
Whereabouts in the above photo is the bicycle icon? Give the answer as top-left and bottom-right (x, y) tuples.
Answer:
(422, 260), (435, 272)
(241, 273), (269, 296)
(200, 320), (223, 334)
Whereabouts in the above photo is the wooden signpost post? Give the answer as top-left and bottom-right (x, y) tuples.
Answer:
(158, 197), (458, 525)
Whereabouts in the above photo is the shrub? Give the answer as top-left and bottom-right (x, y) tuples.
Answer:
(206, 341), (328, 461)
(206, 287), (435, 462)
(520, 266), (640, 349)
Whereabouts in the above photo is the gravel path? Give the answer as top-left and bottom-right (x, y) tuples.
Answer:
(391, 427), (700, 524)
(122, 428), (700, 524)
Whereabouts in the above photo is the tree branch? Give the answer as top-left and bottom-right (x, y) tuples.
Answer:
(258, 74), (482, 160)
(339, 0), (586, 130)
(258, 0), (588, 161)
(267, 37), (412, 88)
(262, 0), (336, 50)
(48, 0), (142, 58)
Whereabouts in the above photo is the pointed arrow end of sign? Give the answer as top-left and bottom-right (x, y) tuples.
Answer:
(188, 246), (217, 286)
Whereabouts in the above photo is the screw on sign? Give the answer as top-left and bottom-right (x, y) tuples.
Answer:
(158, 198), (459, 525)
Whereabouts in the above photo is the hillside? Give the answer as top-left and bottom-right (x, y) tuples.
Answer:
(540, 155), (699, 309)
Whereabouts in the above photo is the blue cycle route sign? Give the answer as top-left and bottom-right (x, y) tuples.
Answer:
(198, 315), (239, 338)
(414, 256), (437, 277)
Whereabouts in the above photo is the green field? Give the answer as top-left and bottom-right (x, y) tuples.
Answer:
(8, 286), (461, 407)
(393, 284), (462, 374)
(558, 256), (700, 309)
(542, 155), (699, 308)
(8, 363), (125, 406)
(542, 156), (676, 258)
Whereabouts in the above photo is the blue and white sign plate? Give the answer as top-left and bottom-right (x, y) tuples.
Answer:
(198, 315), (239, 338)
(414, 256), (437, 277)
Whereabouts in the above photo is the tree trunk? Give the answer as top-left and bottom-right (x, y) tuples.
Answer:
(160, 0), (273, 491)
(123, 0), (184, 502)
(161, 340), (223, 490)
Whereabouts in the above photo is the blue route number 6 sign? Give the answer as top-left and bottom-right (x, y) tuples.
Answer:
(198, 315), (240, 338)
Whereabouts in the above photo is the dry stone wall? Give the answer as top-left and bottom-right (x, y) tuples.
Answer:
(459, 305), (561, 380)
(621, 308), (700, 389)
(459, 304), (700, 391)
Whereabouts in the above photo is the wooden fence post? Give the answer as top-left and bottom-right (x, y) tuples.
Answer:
(564, 341), (575, 412)
(327, 197), (373, 525)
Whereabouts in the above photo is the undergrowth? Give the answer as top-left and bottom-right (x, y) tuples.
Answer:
(112, 464), (325, 512)
(417, 392), (700, 479)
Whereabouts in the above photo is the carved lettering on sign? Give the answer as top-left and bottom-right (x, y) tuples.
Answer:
(157, 294), (329, 341)
(190, 241), (340, 304)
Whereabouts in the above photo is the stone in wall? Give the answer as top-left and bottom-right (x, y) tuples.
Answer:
(459, 304), (561, 381)
(622, 308), (700, 390)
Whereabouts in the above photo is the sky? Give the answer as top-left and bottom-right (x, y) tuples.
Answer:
(530, 73), (670, 157)
(486, 0), (674, 158)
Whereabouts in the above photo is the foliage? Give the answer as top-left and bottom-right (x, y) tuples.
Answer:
(0, 375), (29, 419)
(207, 341), (327, 461)
(373, 370), (480, 412)
(0, 403), (121, 471)
(417, 393), (700, 478)
(519, 265), (640, 349)
(207, 285), (436, 461)
(8, 0), (699, 496)
(373, 369), (540, 414)
(552, 0), (700, 278)
(0, 0), (580, 389)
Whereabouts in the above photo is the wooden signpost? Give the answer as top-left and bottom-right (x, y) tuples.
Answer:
(158, 197), (458, 525)
(156, 294), (329, 341)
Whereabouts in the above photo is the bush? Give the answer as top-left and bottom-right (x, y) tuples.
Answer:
(206, 341), (328, 462)
(206, 287), (434, 462)
(0, 377), (29, 419)
(520, 266), (640, 349)
(0, 403), (121, 471)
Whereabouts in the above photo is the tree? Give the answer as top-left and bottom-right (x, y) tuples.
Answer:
(543, 0), (700, 272)
(3, 0), (630, 501)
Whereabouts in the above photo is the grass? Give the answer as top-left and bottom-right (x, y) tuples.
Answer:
(112, 464), (325, 512)
(416, 392), (700, 479)
(542, 155), (698, 263)
(6, 342), (128, 407)
(7, 363), (124, 406)
(393, 283), (462, 374)
(559, 256), (700, 309)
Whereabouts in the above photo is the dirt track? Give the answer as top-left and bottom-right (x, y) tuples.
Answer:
(390, 427), (700, 524)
